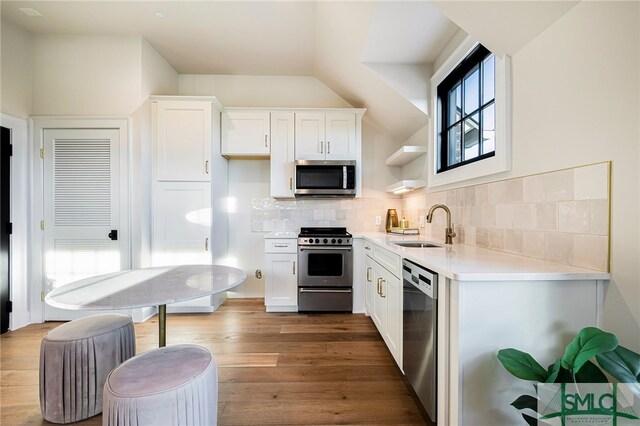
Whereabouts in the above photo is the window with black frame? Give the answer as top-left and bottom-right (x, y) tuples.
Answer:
(437, 44), (496, 173)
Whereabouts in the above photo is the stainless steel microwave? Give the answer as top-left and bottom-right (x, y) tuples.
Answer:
(294, 160), (356, 198)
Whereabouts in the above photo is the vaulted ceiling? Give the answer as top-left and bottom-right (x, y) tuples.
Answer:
(1, 0), (579, 142)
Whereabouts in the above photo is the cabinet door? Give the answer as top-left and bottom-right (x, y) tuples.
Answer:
(365, 255), (375, 316)
(383, 269), (402, 366)
(294, 112), (325, 160)
(221, 111), (270, 156)
(155, 100), (211, 181)
(152, 182), (211, 266)
(270, 113), (295, 198)
(265, 253), (298, 308)
(372, 265), (386, 333)
(325, 112), (356, 160)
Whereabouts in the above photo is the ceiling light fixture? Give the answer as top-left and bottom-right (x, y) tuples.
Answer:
(154, 11), (165, 18)
(19, 7), (43, 16)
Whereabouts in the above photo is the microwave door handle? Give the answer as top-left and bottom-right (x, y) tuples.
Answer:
(343, 166), (347, 189)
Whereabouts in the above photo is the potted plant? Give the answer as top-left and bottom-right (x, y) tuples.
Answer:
(497, 327), (640, 425)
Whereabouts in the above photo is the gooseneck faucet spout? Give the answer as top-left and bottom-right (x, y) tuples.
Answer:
(426, 204), (456, 244)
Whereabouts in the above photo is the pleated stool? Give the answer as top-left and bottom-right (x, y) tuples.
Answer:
(103, 344), (218, 426)
(40, 314), (136, 424)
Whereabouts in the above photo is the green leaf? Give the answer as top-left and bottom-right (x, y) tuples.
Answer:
(574, 360), (608, 383)
(522, 413), (537, 426)
(546, 360), (561, 383)
(498, 348), (548, 382)
(561, 327), (618, 374)
(597, 345), (640, 383)
(511, 395), (538, 412)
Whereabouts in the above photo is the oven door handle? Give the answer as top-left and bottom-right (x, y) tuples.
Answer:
(299, 288), (352, 293)
(299, 247), (352, 252)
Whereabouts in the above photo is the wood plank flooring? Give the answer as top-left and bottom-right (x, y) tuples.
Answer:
(1, 298), (429, 425)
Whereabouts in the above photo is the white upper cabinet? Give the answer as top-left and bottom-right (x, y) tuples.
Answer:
(295, 111), (356, 161)
(154, 100), (212, 182)
(270, 112), (295, 198)
(221, 111), (270, 157)
(325, 112), (356, 160)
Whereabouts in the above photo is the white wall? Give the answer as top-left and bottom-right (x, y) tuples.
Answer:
(426, 1), (640, 349)
(1, 19), (33, 119)
(179, 74), (352, 108)
(141, 39), (178, 99)
(32, 35), (178, 116)
(511, 1), (639, 348)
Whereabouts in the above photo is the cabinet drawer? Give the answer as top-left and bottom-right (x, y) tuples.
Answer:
(371, 244), (401, 278)
(265, 239), (297, 253)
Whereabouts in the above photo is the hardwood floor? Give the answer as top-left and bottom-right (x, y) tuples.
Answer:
(1, 298), (429, 425)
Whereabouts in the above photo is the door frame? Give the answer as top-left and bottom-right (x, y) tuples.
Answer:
(0, 114), (29, 331)
(30, 117), (130, 323)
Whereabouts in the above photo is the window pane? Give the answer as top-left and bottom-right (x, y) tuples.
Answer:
(463, 113), (479, 160)
(448, 84), (462, 125)
(482, 55), (495, 104)
(463, 66), (479, 115)
(448, 124), (461, 166)
(482, 104), (495, 154)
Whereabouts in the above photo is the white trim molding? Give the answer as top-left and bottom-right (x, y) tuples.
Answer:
(428, 36), (512, 188)
(0, 114), (30, 330)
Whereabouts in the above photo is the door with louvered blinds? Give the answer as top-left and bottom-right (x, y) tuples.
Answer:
(43, 129), (124, 320)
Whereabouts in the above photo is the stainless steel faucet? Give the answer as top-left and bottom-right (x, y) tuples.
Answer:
(426, 204), (456, 244)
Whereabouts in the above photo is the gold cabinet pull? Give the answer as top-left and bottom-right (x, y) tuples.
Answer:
(366, 267), (371, 282)
(380, 279), (386, 298)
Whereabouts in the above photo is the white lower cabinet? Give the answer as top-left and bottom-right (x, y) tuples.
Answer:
(265, 238), (298, 312)
(364, 241), (402, 368)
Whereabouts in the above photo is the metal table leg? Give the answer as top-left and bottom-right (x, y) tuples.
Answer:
(159, 304), (166, 347)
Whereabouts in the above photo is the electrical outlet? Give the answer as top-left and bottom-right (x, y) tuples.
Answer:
(419, 215), (425, 228)
(375, 216), (382, 226)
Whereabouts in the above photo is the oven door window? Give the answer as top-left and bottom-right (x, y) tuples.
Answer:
(308, 253), (343, 276)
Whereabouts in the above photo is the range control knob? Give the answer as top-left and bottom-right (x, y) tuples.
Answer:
(338, 239), (343, 244)
(331, 239), (336, 244)
(314, 238), (320, 243)
(323, 238), (328, 243)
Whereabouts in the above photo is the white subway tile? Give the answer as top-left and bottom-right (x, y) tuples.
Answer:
(544, 169), (574, 201)
(574, 163), (609, 200)
(558, 201), (590, 234)
(534, 202), (558, 231)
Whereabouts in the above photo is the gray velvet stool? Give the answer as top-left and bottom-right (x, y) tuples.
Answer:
(39, 313), (135, 424)
(103, 344), (218, 426)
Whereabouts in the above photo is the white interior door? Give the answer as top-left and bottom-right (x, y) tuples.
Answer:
(43, 128), (126, 320)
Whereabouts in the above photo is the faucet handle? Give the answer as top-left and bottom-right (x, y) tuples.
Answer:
(450, 223), (457, 238)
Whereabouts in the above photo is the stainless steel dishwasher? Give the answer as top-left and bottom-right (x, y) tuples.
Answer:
(402, 258), (437, 423)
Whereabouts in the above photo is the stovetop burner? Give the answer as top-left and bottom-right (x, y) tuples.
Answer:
(298, 227), (352, 246)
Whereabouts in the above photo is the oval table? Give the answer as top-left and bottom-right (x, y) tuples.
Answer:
(45, 264), (247, 347)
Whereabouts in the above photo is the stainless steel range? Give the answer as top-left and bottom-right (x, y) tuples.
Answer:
(297, 227), (353, 312)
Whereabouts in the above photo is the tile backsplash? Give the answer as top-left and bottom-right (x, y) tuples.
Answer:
(250, 162), (610, 271)
(251, 198), (402, 233)
(402, 162), (610, 271)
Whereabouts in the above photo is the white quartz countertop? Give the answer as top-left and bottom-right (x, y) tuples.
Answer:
(356, 233), (610, 282)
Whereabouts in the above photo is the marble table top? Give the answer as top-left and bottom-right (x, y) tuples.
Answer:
(45, 264), (247, 310)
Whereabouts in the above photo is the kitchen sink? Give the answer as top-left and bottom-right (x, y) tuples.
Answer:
(392, 241), (442, 248)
